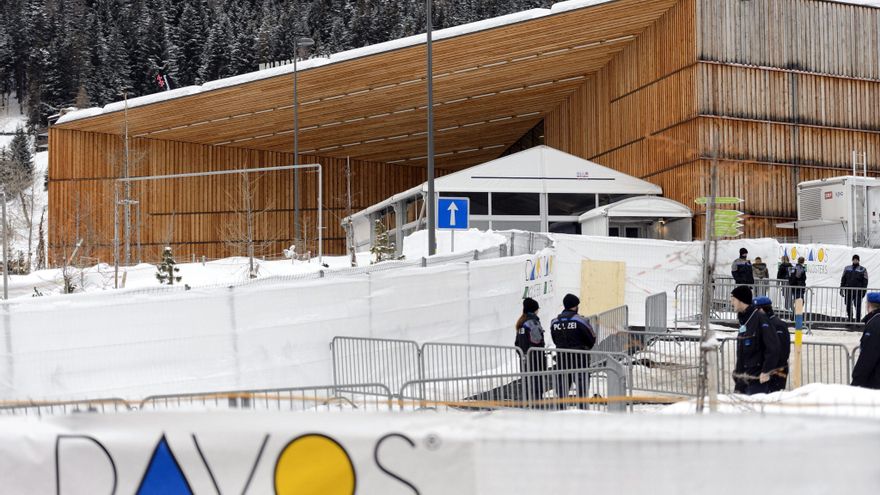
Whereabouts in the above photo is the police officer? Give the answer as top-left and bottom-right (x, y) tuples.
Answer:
(731, 286), (781, 395)
(852, 292), (880, 390)
(550, 294), (596, 407)
(515, 297), (546, 399)
(840, 254), (869, 321)
(731, 248), (755, 285)
(755, 295), (790, 393)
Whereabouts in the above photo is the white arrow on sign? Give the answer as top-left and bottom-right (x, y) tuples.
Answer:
(448, 201), (459, 227)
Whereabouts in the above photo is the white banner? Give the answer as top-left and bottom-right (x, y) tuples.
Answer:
(3, 411), (880, 494)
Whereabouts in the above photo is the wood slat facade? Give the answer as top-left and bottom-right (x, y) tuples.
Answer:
(543, 0), (880, 239)
(50, 0), (880, 263)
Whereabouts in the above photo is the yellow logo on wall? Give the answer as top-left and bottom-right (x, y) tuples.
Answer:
(275, 434), (356, 495)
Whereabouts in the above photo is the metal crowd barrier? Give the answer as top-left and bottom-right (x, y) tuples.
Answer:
(645, 292), (668, 332)
(590, 305), (629, 347)
(717, 337), (854, 393)
(331, 336), (422, 392)
(420, 342), (523, 380)
(396, 367), (627, 413)
(140, 384), (394, 412)
(0, 398), (132, 416)
(676, 281), (878, 330)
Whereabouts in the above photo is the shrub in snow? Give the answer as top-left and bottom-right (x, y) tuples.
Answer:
(370, 220), (397, 264)
(283, 245), (297, 260)
(156, 247), (182, 285)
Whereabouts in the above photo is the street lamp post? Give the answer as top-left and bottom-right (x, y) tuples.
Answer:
(293, 36), (315, 255)
(426, 0), (436, 256)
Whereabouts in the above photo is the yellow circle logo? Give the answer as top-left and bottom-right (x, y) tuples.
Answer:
(790, 247), (798, 260)
(818, 249), (825, 262)
(275, 434), (356, 495)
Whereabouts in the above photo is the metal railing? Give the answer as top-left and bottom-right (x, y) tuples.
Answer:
(676, 280), (876, 330)
(717, 338), (855, 393)
(396, 367), (627, 413)
(0, 398), (132, 416)
(645, 292), (667, 332)
(140, 384), (394, 412)
(420, 342), (523, 380)
(331, 337), (422, 392)
(590, 305), (629, 348)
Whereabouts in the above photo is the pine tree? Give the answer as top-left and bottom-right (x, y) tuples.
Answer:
(0, 127), (34, 196)
(156, 246), (182, 285)
(370, 219), (396, 264)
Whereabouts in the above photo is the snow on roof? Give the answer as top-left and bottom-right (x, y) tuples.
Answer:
(347, 146), (662, 220)
(57, 0), (617, 125)
(578, 196), (692, 223)
(56, 0), (880, 126)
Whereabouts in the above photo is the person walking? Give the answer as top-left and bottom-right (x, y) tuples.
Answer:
(851, 293), (880, 390)
(731, 248), (755, 285)
(550, 294), (596, 408)
(515, 297), (546, 400)
(840, 254), (869, 322)
(789, 257), (807, 305)
(730, 286), (781, 395)
(753, 257), (769, 296)
(755, 296), (790, 393)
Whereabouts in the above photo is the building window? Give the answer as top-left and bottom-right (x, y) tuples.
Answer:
(441, 192), (488, 215)
(549, 222), (580, 234)
(548, 194), (597, 216)
(491, 193), (540, 215)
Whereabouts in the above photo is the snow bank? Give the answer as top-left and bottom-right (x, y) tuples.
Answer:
(661, 383), (880, 418)
(402, 229), (507, 260)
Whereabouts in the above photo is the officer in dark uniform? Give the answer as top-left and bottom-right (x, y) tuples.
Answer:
(755, 296), (790, 393)
(731, 248), (755, 285)
(515, 297), (546, 399)
(730, 286), (781, 395)
(550, 294), (596, 408)
(840, 254), (869, 321)
(852, 292), (880, 390)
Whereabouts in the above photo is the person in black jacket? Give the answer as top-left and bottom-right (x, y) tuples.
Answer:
(731, 248), (755, 285)
(731, 286), (781, 395)
(516, 297), (546, 399)
(777, 255), (794, 310)
(789, 257), (807, 304)
(550, 293), (596, 408)
(852, 292), (880, 390)
(755, 296), (790, 393)
(840, 254), (869, 321)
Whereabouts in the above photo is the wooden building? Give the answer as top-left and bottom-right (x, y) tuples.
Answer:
(49, 0), (880, 263)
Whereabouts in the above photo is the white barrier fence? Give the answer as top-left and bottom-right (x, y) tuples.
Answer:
(0, 239), (556, 401)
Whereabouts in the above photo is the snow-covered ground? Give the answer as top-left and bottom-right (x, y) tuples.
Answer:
(5, 253), (367, 299)
(661, 383), (880, 418)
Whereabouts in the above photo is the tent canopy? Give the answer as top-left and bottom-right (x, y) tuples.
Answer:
(352, 146), (662, 220)
(578, 196), (692, 222)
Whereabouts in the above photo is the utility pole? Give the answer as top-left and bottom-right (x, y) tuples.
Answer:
(1, 190), (7, 299)
(426, 0), (436, 256)
(123, 92), (131, 266)
(698, 125), (721, 413)
(345, 156), (356, 267)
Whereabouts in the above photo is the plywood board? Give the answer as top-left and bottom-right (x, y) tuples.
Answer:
(580, 260), (626, 315)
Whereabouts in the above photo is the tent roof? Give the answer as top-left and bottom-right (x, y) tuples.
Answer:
(350, 146), (661, 220)
(578, 196), (692, 222)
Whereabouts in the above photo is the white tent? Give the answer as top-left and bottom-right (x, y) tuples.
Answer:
(579, 196), (693, 241)
(344, 146), (663, 253)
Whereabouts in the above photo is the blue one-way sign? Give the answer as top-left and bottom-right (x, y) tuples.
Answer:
(437, 197), (470, 230)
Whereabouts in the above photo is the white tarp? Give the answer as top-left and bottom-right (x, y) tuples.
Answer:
(3, 411), (880, 494)
(0, 251), (554, 401)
